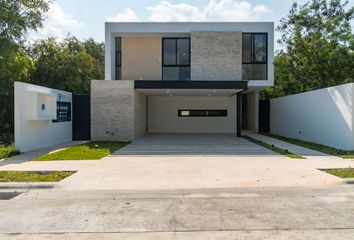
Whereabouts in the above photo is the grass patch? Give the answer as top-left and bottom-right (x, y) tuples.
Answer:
(0, 133), (20, 159)
(0, 171), (75, 182)
(322, 168), (354, 178)
(262, 133), (354, 159)
(34, 141), (130, 161)
(0, 144), (20, 159)
(244, 135), (305, 159)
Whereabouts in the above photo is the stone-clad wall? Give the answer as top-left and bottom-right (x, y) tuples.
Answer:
(191, 32), (242, 81)
(91, 80), (136, 141)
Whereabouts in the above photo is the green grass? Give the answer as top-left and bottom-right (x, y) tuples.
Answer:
(0, 144), (20, 159)
(0, 171), (75, 182)
(323, 168), (354, 178)
(262, 133), (354, 159)
(0, 133), (20, 159)
(244, 135), (305, 159)
(34, 141), (130, 161)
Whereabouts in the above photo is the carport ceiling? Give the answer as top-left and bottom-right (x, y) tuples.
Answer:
(136, 89), (244, 96)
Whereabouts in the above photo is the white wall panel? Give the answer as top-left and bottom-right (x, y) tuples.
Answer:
(148, 96), (236, 133)
(270, 83), (354, 150)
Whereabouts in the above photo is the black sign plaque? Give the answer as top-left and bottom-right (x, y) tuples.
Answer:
(52, 101), (71, 123)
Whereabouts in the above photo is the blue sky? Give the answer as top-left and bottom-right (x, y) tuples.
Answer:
(32, 0), (354, 50)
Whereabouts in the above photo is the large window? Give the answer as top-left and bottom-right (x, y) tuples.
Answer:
(162, 38), (190, 81)
(115, 37), (121, 80)
(242, 33), (267, 80)
(178, 110), (227, 117)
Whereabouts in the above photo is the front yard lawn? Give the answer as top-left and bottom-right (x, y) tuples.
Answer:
(0, 171), (75, 182)
(262, 133), (354, 159)
(322, 168), (354, 178)
(0, 134), (20, 159)
(244, 136), (305, 159)
(34, 141), (130, 161)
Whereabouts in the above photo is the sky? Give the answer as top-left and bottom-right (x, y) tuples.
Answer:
(30, 0), (354, 50)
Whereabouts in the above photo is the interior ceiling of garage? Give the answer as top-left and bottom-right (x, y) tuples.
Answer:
(135, 89), (244, 96)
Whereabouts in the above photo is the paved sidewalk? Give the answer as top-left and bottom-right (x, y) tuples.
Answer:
(0, 141), (87, 166)
(1, 186), (354, 239)
(246, 132), (334, 157)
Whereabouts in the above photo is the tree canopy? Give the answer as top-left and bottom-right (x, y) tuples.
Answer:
(262, 0), (354, 99)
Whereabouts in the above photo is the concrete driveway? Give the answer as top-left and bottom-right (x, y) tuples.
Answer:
(0, 133), (353, 190)
(115, 133), (277, 156)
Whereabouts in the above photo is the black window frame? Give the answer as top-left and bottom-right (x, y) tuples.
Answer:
(242, 33), (268, 81)
(178, 109), (228, 117)
(115, 37), (122, 80)
(162, 37), (191, 81)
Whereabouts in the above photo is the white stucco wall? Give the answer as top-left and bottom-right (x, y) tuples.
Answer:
(15, 82), (72, 152)
(270, 83), (354, 150)
(148, 96), (236, 133)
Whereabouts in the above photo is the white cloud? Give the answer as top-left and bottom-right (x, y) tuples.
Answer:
(204, 0), (269, 21)
(32, 2), (83, 40)
(106, 8), (140, 22)
(147, 1), (207, 22)
(105, 1), (269, 23)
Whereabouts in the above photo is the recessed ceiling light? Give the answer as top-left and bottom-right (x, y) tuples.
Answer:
(208, 94), (212, 97)
(212, 90), (216, 93)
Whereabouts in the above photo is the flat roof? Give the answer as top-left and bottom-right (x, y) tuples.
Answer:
(105, 22), (274, 34)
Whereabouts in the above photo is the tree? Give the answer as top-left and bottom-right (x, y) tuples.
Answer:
(30, 37), (104, 94)
(0, 0), (50, 133)
(262, 0), (354, 99)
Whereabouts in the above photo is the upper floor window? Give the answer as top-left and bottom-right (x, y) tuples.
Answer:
(115, 37), (121, 80)
(162, 38), (190, 81)
(242, 33), (267, 80)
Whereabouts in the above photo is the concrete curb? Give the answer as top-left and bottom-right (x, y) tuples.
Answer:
(343, 178), (354, 184)
(0, 182), (56, 190)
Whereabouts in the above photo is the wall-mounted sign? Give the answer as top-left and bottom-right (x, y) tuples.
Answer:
(52, 101), (71, 123)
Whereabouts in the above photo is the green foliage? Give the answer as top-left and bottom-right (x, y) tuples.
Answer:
(0, 0), (50, 44)
(262, 0), (354, 99)
(0, 0), (49, 133)
(30, 37), (104, 93)
(34, 141), (130, 161)
(324, 168), (354, 178)
(0, 171), (75, 182)
(0, 144), (19, 159)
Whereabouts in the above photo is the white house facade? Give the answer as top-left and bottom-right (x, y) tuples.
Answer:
(91, 22), (274, 141)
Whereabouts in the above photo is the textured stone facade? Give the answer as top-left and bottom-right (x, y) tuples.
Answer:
(91, 80), (136, 141)
(191, 32), (242, 81)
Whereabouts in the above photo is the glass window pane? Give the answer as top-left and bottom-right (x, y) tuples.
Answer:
(179, 67), (190, 80)
(116, 67), (121, 80)
(242, 64), (267, 80)
(242, 34), (252, 63)
(115, 37), (121, 51)
(116, 52), (121, 66)
(163, 67), (179, 80)
(254, 34), (267, 62)
(163, 39), (176, 65)
(177, 39), (190, 65)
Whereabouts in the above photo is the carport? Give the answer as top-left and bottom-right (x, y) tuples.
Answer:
(135, 80), (248, 137)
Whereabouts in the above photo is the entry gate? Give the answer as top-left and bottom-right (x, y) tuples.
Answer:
(72, 94), (91, 140)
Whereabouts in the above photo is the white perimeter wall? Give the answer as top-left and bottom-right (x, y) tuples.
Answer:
(148, 96), (236, 133)
(270, 83), (354, 150)
(15, 82), (72, 152)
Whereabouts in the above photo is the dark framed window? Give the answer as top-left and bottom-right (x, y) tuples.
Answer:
(115, 37), (121, 80)
(242, 33), (267, 80)
(178, 110), (227, 117)
(162, 38), (190, 81)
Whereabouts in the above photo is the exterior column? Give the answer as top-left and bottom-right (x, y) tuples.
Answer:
(236, 92), (242, 137)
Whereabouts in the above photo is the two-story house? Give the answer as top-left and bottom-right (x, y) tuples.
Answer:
(90, 22), (274, 141)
